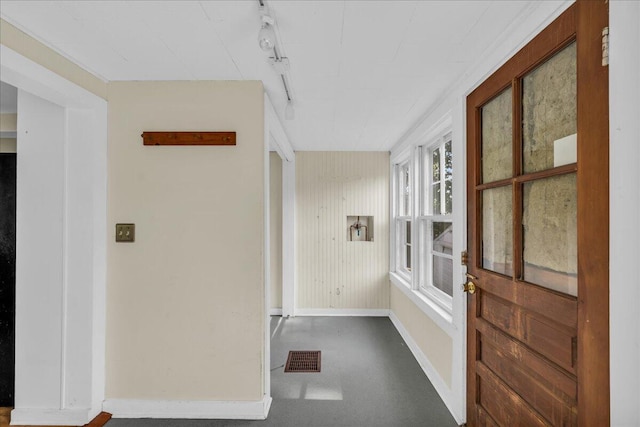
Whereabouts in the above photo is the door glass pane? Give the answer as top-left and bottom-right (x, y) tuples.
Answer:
(523, 42), (577, 173)
(481, 88), (512, 183)
(482, 186), (513, 276)
(523, 173), (577, 295)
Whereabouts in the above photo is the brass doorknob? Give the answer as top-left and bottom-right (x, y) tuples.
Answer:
(463, 281), (476, 294)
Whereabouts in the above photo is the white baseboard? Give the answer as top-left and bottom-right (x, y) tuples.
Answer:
(269, 308), (283, 316)
(103, 396), (272, 420)
(263, 395), (273, 417)
(10, 407), (95, 426)
(295, 308), (390, 317)
(389, 310), (462, 425)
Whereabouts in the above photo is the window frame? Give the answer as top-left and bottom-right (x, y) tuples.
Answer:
(390, 117), (457, 329)
(393, 157), (413, 282)
(418, 133), (454, 313)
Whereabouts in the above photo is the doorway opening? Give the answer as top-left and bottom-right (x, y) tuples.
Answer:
(0, 81), (18, 414)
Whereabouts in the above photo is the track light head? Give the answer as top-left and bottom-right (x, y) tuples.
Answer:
(258, 16), (276, 51)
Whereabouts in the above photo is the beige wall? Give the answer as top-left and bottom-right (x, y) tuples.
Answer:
(0, 113), (17, 153)
(390, 285), (452, 387)
(1, 19), (107, 99)
(296, 152), (389, 310)
(0, 113), (17, 131)
(106, 81), (265, 401)
(269, 152), (283, 310)
(0, 138), (16, 153)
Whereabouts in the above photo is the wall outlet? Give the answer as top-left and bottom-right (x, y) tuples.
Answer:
(115, 223), (135, 242)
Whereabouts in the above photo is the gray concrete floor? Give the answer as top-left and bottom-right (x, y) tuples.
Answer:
(106, 316), (459, 427)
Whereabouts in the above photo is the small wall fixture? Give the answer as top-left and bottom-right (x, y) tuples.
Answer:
(115, 223), (135, 242)
(347, 216), (374, 242)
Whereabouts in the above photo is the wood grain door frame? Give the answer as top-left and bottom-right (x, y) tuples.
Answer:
(466, 1), (609, 425)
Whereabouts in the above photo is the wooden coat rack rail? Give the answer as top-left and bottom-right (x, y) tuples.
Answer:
(142, 131), (236, 146)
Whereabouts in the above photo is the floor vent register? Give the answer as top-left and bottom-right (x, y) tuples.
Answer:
(284, 350), (321, 373)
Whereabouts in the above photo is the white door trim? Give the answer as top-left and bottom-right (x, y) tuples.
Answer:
(1, 44), (107, 425)
(609, 1), (640, 423)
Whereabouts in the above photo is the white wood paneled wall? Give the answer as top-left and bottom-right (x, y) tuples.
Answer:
(296, 152), (389, 310)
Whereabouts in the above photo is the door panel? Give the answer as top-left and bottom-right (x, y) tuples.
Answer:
(478, 362), (554, 427)
(466, 2), (609, 426)
(480, 339), (573, 419)
(480, 292), (576, 374)
(476, 319), (576, 400)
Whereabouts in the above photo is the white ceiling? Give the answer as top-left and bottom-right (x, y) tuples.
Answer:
(0, 1), (536, 151)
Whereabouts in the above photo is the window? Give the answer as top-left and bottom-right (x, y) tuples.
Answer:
(391, 127), (455, 317)
(419, 136), (453, 307)
(394, 159), (412, 279)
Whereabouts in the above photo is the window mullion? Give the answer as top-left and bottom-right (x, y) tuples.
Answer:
(426, 147), (432, 216)
(427, 219), (433, 291)
(411, 147), (419, 290)
(424, 214), (451, 222)
(433, 252), (454, 260)
(440, 143), (446, 215)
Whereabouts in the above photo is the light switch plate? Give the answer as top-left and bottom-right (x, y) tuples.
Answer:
(116, 223), (135, 242)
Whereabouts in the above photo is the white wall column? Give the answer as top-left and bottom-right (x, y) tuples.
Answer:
(64, 106), (107, 417)
(262, 104), (272, 413)
(282, 157), (296, 317)
(2, 46), (107, 426)
(14, 89), (66, 416)
(263, 94), (296, 318)
(609, 1), (640, 424)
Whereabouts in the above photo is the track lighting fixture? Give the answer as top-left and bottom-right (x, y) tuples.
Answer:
(258, 15), (276, 51)
(268, 57), (290, 74)
(258, 0), (296, 120)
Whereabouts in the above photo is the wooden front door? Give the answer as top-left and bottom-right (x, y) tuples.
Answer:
(466, 2), (609, 426)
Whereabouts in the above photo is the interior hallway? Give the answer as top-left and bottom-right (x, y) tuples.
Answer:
(106, 317), (458, 427)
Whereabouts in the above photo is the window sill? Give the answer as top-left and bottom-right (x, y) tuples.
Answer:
(389, 272), (456, 336)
